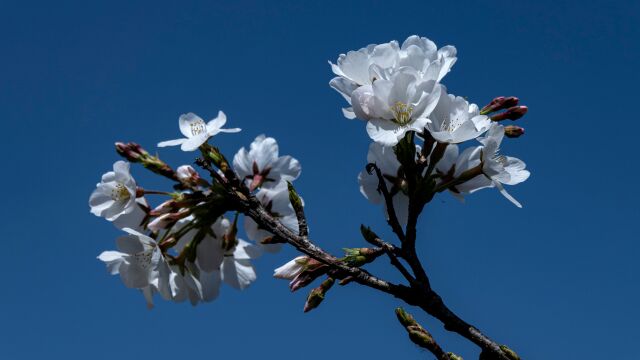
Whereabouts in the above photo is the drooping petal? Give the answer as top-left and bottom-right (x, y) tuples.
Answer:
(199, 270), (222, 302)
(494, 181), (523, 208)
(222, 258), (256, 290)
(180, 133), (209, 151)
(97, 251), (126, 275)
(157, 138), (186, 147)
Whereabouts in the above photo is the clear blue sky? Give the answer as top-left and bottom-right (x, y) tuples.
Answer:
(1, 1), (638, 359)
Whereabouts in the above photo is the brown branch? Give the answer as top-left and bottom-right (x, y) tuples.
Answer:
(217, 160), (514, 360)
(366, 163), (406, 242)
(234, 190), (512, 360)
(360, 225), (415, 285)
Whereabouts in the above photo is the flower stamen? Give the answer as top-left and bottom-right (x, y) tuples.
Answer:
(111, 183), (131, 201)
(391, 102), (414, 126)
(189, 120), (207, 136)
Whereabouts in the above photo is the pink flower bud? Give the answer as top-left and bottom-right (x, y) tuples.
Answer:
(115, 142), (148, 162)
(147, 210), (190, 232)
(149, 199), (179, 216)
(490, 106), (528, 121)
(480, 96), (519, 115)
(176, 165), (201, 186)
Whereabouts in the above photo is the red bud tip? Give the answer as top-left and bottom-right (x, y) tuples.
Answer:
(490, 106), (528, 121)
(480, 96), (520, 114)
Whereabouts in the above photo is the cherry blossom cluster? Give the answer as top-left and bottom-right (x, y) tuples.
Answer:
(90, 35), (530, 317)
(329, 35), (530, 217)
(90, 112), (301, 307)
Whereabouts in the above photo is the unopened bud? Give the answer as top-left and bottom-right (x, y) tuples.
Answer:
(202, 144), (230, 172)
(286, 181), (303, 211)
(342, 247), (383, 267)
(447, 353), (463, 360)
(395, 308), (438, 350)
(289, 261), (329, 292)
(303, 277), (335, 312)
(490, 106), (528, 121)
(149, 199), (179, 216)
(504, 125), (525, 138)
(395, 307), (418, 328)
(274, 256), (310, 279)
(148, 210), (190, 232)
(176, 165), (202, 187)
(115, 142), (148, 162)
(480, 96), (519, 115)
(359, 225), (379, 244)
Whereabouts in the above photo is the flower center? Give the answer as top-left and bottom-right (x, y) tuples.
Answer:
(110, 183), (131, 201)
(189, 120), (207, 136)
(133, 250), (153, 270)
(391, 101), (414, 126)
(442, 115), (464, 133)
(493, 154), (507, 165)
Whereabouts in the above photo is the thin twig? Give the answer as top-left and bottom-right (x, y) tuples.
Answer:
(367, 163), (406, 242)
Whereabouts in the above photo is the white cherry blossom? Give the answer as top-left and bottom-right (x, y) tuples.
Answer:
(397, 35), (457, 83)
(329, 40), (400, 117)
(158, 111), (240, 152)
(425, 88), (492, 144)
(330, 35), (456, 119)
(233, 135), (301, 191)
(436, 124), (530, 207)
(97, 228), (172, 307)
(352, 70), (442, 146)
(89, 161), (137, 221)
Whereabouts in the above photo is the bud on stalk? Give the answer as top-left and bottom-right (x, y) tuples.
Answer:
(480, 96), (519, 115)
(303, 277), (335, 312)
(342, 247), (383, 267)
(289, 260), (329, 292)
(148, 210), (191, 232)
(490, 106), (528, 121)
(115, 142), (178, 181)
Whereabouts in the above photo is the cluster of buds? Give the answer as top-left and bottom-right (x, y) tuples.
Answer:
(116, 142), (178, 181)
(480, 96), (529, 138)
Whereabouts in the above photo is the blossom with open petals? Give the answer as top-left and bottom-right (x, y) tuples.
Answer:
(436, 124), (530, 207)
(233, 135), (301, 191)
(425, 89), (491, 144)
(97, 228), (172, 308)
(157, 111), (240, 151)
(89, 161), (137, 221)
(330, 35), (456, 119)
(352, 70), (442, 146)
